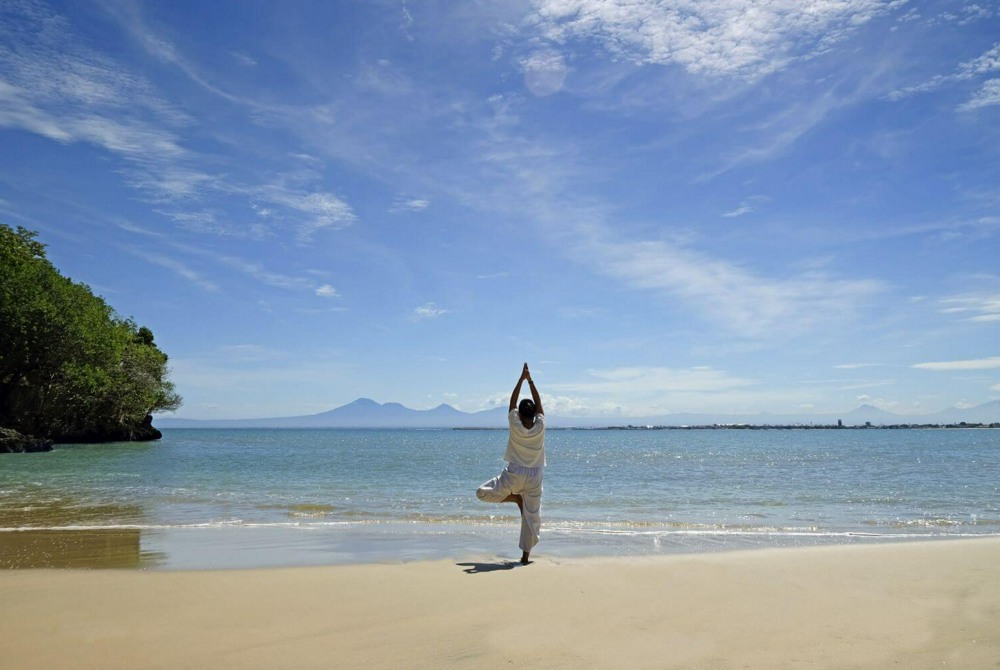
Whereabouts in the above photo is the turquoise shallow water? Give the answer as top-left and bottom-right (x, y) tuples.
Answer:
(1, 428), (998, 568)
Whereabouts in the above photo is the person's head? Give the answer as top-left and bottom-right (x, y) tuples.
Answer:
(518, 398), (536, 422)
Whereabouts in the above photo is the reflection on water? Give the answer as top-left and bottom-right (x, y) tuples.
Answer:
(0, 495), (162, 568)
(0, 501), (145, 528)
(0, 529), (164, 568)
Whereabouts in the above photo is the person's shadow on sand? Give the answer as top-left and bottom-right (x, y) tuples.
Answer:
(456, 561), (521, 574)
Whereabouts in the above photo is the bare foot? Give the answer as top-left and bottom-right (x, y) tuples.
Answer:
(520, 551), (531, 565)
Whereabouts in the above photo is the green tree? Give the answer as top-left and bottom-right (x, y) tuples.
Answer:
(0, 224), (181, 441)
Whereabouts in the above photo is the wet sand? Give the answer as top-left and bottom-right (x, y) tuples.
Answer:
(2, 538), (998, 669)
(0, 528), (162, 568)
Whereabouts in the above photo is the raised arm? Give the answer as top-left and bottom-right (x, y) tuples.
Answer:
(509, 364), (528, 411)
(525, 365), (543, 416)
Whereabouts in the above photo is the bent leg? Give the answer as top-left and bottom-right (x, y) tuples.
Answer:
(476, 470), (513, 503)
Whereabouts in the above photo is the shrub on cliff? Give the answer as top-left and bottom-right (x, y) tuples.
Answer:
(0, 224), (181, 442)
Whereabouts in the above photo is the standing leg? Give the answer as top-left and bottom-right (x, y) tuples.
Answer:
(517, 477), (542, 563)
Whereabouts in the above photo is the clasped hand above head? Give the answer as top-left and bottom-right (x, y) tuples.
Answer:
(511, 363), (542, 417)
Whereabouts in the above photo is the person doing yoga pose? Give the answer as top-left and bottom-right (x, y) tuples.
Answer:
(476, 363), (545, 565)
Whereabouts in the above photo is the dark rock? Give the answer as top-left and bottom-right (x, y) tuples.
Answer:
(132, 414), (163, 441)
(0, 427), (54, 453)
(54, 415), (163, 444)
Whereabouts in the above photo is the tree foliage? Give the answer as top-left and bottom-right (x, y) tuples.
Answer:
(0, 224), (181, 441)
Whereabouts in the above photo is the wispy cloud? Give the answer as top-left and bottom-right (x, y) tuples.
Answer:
(699, 71), (889, 180)
(315, 284), (341, 298)
(0, 71), (185, 169)
(887, 42), (1000, 108)
(540, 365), (787, 415)
(552, 366), (754, 395)
(230, 51), (258, 67)
(441, 72), (885, 340)
(165, 243), (338, 297)
(722, 204), (753, 218)
(530, 0), (903, 81)
(261, 187), (357, 241)
(412, 303), (449, 320)
(722, 195), (767, 218)
(0, 2), (203, 203)
(154, 209), (267, 239)
(0, 2), (358, 245)
(938, 293), (1000, 322)
(214, 254), (314, 291)
(100, 0), (254, 107)
(390, 195), (431, 213)
(936, 4), (995, 26)
(579, 232), (884, 338)
(913, 356), (1000, 371)
(837, 379), (897, 391)
(124, 248), (219, 292)
(160, 181), (357, 242)
(959, 78), (1000, 111)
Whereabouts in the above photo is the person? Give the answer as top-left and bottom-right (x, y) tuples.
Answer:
(476, 363), (545, 565)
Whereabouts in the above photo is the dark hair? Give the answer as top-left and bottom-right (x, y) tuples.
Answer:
(518, 398), (536, 420)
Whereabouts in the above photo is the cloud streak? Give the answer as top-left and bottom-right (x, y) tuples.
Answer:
(124, 248), (219, 292)
(0, 2), (198, 202)
(261, 188), (357, 241)
(959, 78), (1000, 111)
(0, 1), (358, 246)
(390, 196), (431, 213)
(913, 356), (1000, 371)
(552, 366), (753, 395)
(578, 231), (883, 338)
(938, 293), (1000, 322)
(412, 303), (449, 320)
(887, 42), (1000, 108)
(530, 0), (903, 81)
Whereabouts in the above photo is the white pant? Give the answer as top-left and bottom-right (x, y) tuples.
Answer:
(476, 463), (543, 553)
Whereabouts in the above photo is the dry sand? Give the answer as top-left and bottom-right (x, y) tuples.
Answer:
(2, 538), (999, 669)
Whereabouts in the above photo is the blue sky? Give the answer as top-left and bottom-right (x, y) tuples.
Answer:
(1, 0), (998, 420)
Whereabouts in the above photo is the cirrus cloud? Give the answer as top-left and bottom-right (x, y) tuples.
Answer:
(913, 356), (1000, 371)
(581, 233), (884, 338)
(938, 293), (1000, 322)
(530, 0), (904, 81)
(551, 366), (753, 395)
(412, 302), (449, 320)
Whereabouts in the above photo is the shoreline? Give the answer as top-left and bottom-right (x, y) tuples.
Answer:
(4, 521), (997, 570)
(2, 537), (998, 669)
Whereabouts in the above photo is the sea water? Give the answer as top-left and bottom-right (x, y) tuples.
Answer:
(1, 428), (998, 568)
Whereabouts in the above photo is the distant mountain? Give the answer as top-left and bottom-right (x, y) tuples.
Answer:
(157, 398), (508, 429)
(926, 399), (1000, 425)
(843, 403), (900, 422)
(156, 399), (1000, 429)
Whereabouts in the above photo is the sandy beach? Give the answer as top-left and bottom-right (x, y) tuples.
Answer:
(1, 538), (998, 669)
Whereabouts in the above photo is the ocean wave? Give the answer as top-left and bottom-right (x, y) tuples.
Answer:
(3, 516), (1000, 539)
(874, 517), (1000, 529)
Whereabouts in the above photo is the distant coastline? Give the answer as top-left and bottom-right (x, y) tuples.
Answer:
(158, 397), (1000, 430)
(455, 422), (1000, 431)
(599, 422), (1000, 430)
